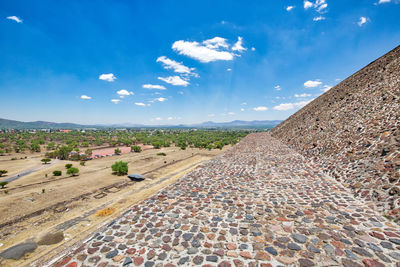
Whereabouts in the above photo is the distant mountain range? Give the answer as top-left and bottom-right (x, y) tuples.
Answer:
(0, 118), (282, 130)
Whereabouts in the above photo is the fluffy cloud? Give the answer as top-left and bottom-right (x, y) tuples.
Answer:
(142, 84), (166, 90)
(172, 39), (234, 63)
(253, 106), (268, 111)
(241, 108), (245, 112)
(154, 117), (162, 121)
(158, 76), (189, 86)
(208, 114), (215, 117)
(322, 85), (332, 92)
(294, 93), (312, 98)
(313, 16), (326, 21)
(304, 80), (322, 88)
(99, 73), (116, 82)
(203, 37), (229, 49)
(286, 5), (295, 11)
(117, 89), (133, 98)
(232, 37), (246, 52)
(378, 0), (391, 3)
(304, 0), (328, 13)
(275, 85), (282, 91)
(273, 100), (312, 111)
(111, 99), (121, 104)
(251, 47), (256, 51)
(156, 56), (194, 74)
(155, 97), (167, 102)
(135, 102), (146, 107)
(358, 17), (368, 26)
(7, 16), (22, 23)
(80, 95), (92, 100)
(227, 68), (232, 71)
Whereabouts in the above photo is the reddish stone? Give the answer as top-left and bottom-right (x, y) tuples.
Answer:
(214, 249), (224, 256)
(204, 242), (213, 248)
(331, 240), (346, 249)
(55, 256), (71, 267)
(233, 259), (244, 267)
(362, 259), (385, 267)
(66, 262), (77, 267)
(240, 251), (252, 259)
(87, 247), (99, 254)
(226, 243), (237, 250)
(134, 256), (144, 266)
(227, 251), (238, 257)
(218, 261), (232, 267)
(384, 231), (400, 238)
(260, 264), (273, 267)
(126, 248), (136, 254)
(335, 248), (344, 256)
(254, 251), (271, 261)
(97, 263), (108, 267)
(277, 217), (290, 221)
(370, 232), (385, 240)
(304, 210), (313, 215)
(139, 248), (146, 254)
(164, 264), (177, 267)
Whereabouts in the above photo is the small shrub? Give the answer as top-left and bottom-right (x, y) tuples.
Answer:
(11, 157), (17, 160)
(114, 148), (121, 154)
(41, 158), (51, 164)
(0, 181), (8, 189)
(131, 145), (142, 153)
(65, 164), (72, 169)
(157, 152), (166, 156)
(42, 189), (45, 194)
(4, 190), (8, 194)
(53, 170), (62, 176)
(0, 170), (7, 177)
(80, 161), (85, 166)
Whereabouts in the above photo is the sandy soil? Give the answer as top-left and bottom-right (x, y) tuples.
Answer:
(0, 145), (226, 266)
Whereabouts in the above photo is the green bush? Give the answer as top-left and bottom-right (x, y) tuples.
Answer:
(111, 161), (128, 176)
(114, 148), (121, 154)
(65, 164), (72, 169)
(0, 181), (8, 189)
(41, 158), (51, 164)
(157, 152), (166, 156)
(0, 170), (7, 177)
(131, 145), (142, 153)
(53, 170), (62, 176)
(80, 161), (85, 166)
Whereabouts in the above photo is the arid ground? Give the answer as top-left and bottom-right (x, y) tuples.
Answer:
(0, 145), (226, 266)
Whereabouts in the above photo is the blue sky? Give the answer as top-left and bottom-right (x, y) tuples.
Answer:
(1, 0), (399, 125)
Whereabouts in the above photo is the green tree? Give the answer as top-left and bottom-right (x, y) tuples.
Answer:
(0, 150), (4, 155)
(111, 161), (128, 176)
(114, 148), (121, 154)
(80, 161), (85, 166)
(66, 167), (79, 176)
(0, 181), (8, 189)
(30, 143), (41, 152)
(57, 146), (73, 160)
(41, 158), (51, 164)
(0, 170), (7, 177)
(65, 163), (73, 169)
(131, 145), (142, 153)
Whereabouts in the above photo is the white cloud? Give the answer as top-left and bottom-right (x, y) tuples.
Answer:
(304, 80), (322, 88)
(156, 56), (195, 74)
(313, 16), (326, 21)
(208, 113), (215, 117)
(275, 85), (282, 91)
(135, 102), (146, 107)
(155, 117), (162, 121)
(294, 93), (312, 98)
(172, 40), (234, 63)
(6, 16), (22, 23)
(80, 95), (92, 100)
(273, 100), (313, 111)
(240, 108), (245, 112)
(228, 112), (235, 115)
(253, 106), (268, 111)
(358, 17), (368, 26)
(158, 76), (189, 86)
(177, 91), (184, 95)
(117, 89), (133, 98)
(321, 85), (332, 92)
(167, 117), (173, 120)
(286, 5), (295, 11)
(251, 47), (256, 51)
(232, 37), (246, 52)
(155, 97), (167, 102)
(227, 68), (232, 71)
(378, 0), (391, 3)
(142, 84), (166, 90)
(241, 102), (247, 105)
(203, 37), (229, 49)
(111, 99), (121, 104)
(99, 73), (116, 82)
(304, 1), (313, 9)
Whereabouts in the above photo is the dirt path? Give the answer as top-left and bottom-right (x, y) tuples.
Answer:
(0, 160), (59, 183)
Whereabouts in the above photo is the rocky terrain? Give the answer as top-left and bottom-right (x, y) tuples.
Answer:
(271, 45), (400, 221)
(43, 133), (400, 266)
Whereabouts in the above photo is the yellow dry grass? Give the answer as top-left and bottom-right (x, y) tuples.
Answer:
(95, 207), (115, 217)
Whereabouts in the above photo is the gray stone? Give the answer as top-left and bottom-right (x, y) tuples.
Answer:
(265, 246), (278, 256)
(292, 233), (307, 243)
(123, 257), (132, 266)
(206, 255), (218, 262)
(288, 242), (301, 251)
(106, 249), (118, 258)
(0, 242), (37, 260)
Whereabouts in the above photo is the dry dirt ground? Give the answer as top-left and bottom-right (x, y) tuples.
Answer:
(0, 146), (227, 266)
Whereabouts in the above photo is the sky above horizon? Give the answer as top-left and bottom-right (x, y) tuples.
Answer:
(1, 0), (399, 125)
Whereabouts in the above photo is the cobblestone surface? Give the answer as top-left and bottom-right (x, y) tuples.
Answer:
(54, 133), (400, 266)
(271, 45), (400, 220)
